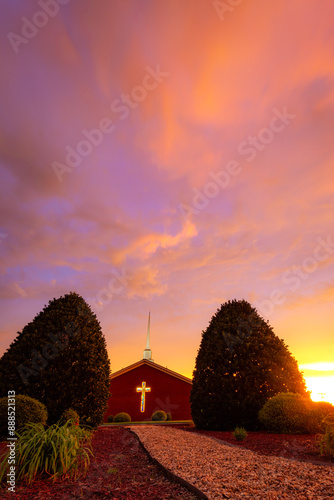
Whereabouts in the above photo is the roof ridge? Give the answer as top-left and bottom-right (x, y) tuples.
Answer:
(110, 359), (192, 384)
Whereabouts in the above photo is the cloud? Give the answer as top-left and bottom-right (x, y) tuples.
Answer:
(1, 0), (334, 375)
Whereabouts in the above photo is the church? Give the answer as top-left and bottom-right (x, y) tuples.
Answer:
(104, 314), (192, 422)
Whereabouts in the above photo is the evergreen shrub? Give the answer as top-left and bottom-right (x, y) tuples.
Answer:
(258, 392), (311, 433)
(317, 414), (334, 457)
(166, 412), (172, 421)
(113, 412), (131, 422)
(305, 401), (334, 433)
(191, 300), (308, 431)
(60, 408), (80, 426)
(107, 415), (114, 423)
(152, 410), (167, 421)
(0, 395), (47, 436)
(233, 426), (248, 441)
(0, 292), (110, 428)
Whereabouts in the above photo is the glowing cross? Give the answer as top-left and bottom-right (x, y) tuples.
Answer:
(136, 381), (151, 412)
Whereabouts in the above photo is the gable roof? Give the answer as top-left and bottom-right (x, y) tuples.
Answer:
(110, 359), (192, 385)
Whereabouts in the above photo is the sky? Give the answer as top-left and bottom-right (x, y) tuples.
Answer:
(0, 0), (333, 403)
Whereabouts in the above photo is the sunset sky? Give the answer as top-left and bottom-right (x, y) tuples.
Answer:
(0, 1), (333, 404)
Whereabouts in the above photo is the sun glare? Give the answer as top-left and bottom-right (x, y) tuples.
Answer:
(299, 363), (334, 406)
(304, 376), (334, 405)
(299, 362), (334, 371)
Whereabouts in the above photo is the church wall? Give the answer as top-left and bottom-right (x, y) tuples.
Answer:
(104, 363), (192, 422)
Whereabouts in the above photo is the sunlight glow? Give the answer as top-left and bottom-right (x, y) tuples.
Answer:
(304, 376), (334, 406)
(299, 362), (334, 371)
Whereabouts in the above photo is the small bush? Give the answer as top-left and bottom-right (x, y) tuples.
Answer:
(166, 412), (172, 421)
(107, 415), (114, 423)
(152, 410), (167, 421)
(0, 421), (93, 484)
(113, 412), (131, 423)
(81, 415), (92, 426)
(0, 395), (48, 436)
(317, 415), (334, 457)
(60, 408), (80, 426)
(305, 401), (334, 433)
(258, 392), (311, 434)
(233, 426), (248, 441)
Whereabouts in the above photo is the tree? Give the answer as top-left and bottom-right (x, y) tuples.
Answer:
(0, 292), (110, 427)
(190, 299), (309, 430)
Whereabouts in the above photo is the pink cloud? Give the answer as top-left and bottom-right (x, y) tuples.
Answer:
(1, 0), (334, 376)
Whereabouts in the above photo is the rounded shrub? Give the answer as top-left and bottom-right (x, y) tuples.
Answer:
(113, 412), (131, 423)
(152, 410), (167, 421)
(107, 415), (114, 423)
(258, 392), (311, 434)
(305, 401), (334, 434)
(166, 412), (172, 421)
(0, 395), (48, 436)
(0, 399), (8, 437)
(60, 408), (80, 426)
(233, 426), (248, 441)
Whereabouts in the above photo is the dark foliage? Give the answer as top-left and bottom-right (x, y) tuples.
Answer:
(258, 392), (311, 433)
(152, 410), (167, 421)
(60, 407), (80, 426)
(0, 292), (110, 427)
(113, 412), (131, 422)
(0, 394), (47, 437)
(190, 299), (308, 430)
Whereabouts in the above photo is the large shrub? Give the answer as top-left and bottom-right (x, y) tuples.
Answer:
(113, 412), (131, 422)
(191, 299), (309, 430)
(259, 394), (334, 434)
(0, 421), (93, 484)
(152, 410), (167, 421)
(258, 392), (311, 433)
(0, 395), (47, 436)
(0, 292), (110, 427)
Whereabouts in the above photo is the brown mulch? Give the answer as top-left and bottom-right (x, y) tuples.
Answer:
(132, 426), (334, 499)
(0, 427), (197, 499)
(1, 426), (333, 499)
(173, 425), (334, 465)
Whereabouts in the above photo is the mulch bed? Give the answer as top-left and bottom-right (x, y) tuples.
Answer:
(1, 426), (333, 499)
(173, 425), (334, 465)
(134, 426), (334, 499)
(0, 427), (197, 499)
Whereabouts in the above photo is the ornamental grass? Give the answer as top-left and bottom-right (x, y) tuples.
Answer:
(0, 420), (93, 484)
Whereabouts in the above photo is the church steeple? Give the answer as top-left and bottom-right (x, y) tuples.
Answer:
(143, 312), (153, 362)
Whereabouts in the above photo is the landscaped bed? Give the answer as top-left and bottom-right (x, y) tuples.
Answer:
(132, 426), (334, 499)
(0, 427), (197, 499)
(173, 424), (334, 464)
(1, 425), (333, 499)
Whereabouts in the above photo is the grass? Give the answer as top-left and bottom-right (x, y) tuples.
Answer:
(0, 420), (93, 484)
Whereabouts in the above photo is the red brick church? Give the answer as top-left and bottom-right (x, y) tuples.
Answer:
(104, 314), (192, 421)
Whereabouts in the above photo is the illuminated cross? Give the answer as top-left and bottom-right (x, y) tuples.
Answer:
(136, 381), (151, 412)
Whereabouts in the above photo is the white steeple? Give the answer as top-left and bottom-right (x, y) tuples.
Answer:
(143, 312), (153, 361)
